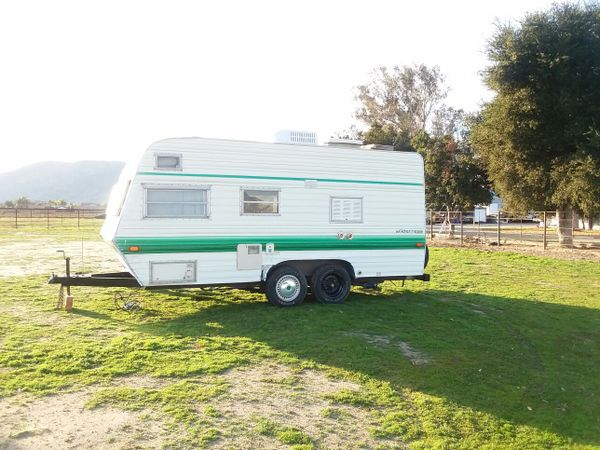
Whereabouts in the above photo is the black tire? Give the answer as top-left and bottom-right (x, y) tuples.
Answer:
(424, 245), (429, 269)
(265, 266), (308, 307)
(311, 264), (352, 304)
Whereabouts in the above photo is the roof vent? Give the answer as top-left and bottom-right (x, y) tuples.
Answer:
(275, 130), (318, 145)
(324, 138), (364, 148)
(361, 143), (395, 151)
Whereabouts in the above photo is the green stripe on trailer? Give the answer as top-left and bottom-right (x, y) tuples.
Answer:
(115, 235), (426, 254)
(137, 171), (423, 187)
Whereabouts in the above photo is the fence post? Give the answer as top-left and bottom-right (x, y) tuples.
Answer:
(459, 211), (464, 246)
(429, 210), (433, 240)
(520, 217), (523, 242)
(543, 211), (547, 250)
(77, 209), (80, 229)
(47, 208), (50, 229)
(14, 208), (18, 229)
(571, 209), (575, 249)
(497, 212), (501, 246)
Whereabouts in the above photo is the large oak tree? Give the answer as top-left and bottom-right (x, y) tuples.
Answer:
(471, 3), (600, 244)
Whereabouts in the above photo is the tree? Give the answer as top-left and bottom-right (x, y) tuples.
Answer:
(362, 124), (415, 152)
(15, 196), (30, 209)
(412, 130), (492, 218)
(333, 125), (362, 140)
(471, 3), (600, 246)
(48, 199), (67, 208)
(431, 106), (465, 139)
(355, 64), (448, 137)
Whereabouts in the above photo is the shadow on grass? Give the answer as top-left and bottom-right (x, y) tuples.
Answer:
(122, 287), (600, 445)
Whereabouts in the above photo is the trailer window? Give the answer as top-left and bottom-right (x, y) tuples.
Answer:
(155, 153), (182, 171)
(330, 197), (363, 223)
(145, 188), (208, 218)
(241, 189), (279, 215)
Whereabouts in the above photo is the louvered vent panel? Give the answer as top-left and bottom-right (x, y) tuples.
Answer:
(331, 198), (362, 223)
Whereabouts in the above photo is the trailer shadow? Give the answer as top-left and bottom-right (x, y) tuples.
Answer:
(131, 287), (600, 445)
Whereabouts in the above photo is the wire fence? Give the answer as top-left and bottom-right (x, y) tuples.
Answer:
(427, 210), (600, 249)
(0, 208), (106, 229)
(1, 207), (598, 249)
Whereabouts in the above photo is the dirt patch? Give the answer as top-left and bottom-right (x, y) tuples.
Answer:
(396, 342), (430, 366)
(344, 332), (431, 366)
(108, 374), (171, 390)
(430, 240), (600, 261)
(0, 382), (168, 449)
(210, 363), (380, 448)
(0, 239), (122, 278)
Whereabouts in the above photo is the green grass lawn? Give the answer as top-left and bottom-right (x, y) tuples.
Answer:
(0, 224), (599, 448)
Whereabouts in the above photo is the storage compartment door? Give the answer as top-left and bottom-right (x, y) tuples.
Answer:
(237, 244), (263, 270)
(150, 261), (196, 285)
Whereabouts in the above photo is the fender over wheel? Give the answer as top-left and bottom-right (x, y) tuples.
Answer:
(311, 264), (352, 304)
(265, 266), (308, 307)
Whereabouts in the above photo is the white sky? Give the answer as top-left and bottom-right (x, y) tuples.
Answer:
(0, 0), (558, 173)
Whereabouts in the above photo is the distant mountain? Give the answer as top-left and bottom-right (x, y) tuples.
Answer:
(0, 161), (125, 203)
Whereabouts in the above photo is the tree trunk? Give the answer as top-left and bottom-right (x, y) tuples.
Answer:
(556, 208), (574, 248)
(444, 206), (454, 238)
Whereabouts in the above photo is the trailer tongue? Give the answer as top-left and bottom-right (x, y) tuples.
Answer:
(48, 271), (140, 288)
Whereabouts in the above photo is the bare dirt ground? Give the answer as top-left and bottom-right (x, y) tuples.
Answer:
(212, 363), (381, 449)
(431, 239), (600, 261)
(0, 378), (168, 450)
(344, 332), (431, 366)
(0, 364), (382, 449)
(0, 238), (122, 278)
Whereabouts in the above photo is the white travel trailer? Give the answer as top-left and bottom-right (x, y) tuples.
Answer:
(56, 135), (429, 307)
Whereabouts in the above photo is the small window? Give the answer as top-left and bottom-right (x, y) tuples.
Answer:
(145, 188), (209, 218)
(241, 189), (280, 215)
(155, 153), (182, 171)
(331, 197), (363, 223)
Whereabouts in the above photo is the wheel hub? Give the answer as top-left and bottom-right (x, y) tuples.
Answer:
(276, 275), (301, 302)
(322, 274), (342, 296)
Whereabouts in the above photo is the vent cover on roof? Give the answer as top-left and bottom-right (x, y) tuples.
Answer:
(275, 130), (318, 145)
(325, 138), (364, 148)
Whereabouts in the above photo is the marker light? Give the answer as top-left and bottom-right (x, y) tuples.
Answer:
(416, 242), (424, 247)
(128, 246), (140, 252)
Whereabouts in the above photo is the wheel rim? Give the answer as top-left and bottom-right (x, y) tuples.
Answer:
(321, 273), (344, 297)
(276, 274), (301, 302)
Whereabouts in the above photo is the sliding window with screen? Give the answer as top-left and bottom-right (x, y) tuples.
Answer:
(241, 188), (280, 215)
(145, 187), (209, 218)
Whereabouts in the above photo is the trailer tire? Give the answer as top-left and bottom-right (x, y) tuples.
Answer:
(266, 266), (308, 307)
(311, 264), (351, 304)
(424, 245), (429, 269)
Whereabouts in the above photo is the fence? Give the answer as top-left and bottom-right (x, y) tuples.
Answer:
(0, 208), (106, 229)
(2, 207), (598, 249)
(428, 210), (600, 250)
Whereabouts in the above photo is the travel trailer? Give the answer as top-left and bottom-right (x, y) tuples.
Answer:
(51, 134), (429, 307)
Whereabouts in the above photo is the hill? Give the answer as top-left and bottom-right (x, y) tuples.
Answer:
(0, 161), (125, 204)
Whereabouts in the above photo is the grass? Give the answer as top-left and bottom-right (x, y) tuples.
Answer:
(0, 223), (599, 448)
(0, 219), (103, 241)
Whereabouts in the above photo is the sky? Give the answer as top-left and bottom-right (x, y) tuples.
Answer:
(0, 0), (560, 173)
